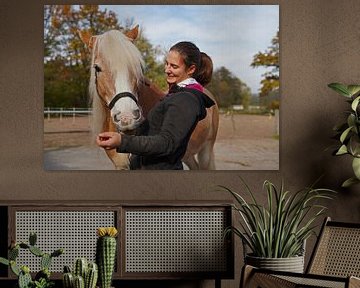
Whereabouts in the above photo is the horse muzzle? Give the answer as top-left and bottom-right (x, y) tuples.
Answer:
(113, 112), (144, 132)
(109, 92), (143, 132)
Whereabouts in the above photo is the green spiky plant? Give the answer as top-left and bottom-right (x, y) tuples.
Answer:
(96, 227), (118, 288)
(220, 178), (335, 258)
(0, 232), (64, 288)
(328, 82), (360, 187)
(62, 258), (98, 288)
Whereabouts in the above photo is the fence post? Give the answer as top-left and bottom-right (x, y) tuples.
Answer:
(275, 109), (279, 136)
(72, 107), (76, 124)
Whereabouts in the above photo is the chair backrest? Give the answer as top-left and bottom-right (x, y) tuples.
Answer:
(307, 217), (360, 277)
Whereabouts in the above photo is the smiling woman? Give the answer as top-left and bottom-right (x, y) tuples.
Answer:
(92, 31), (219, 170)
(43, 4), (279, 171)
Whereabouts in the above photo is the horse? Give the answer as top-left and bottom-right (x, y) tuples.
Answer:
(79, 26), (219, 170)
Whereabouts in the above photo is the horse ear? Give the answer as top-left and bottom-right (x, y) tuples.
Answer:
(78, 30), (96, 49)
(125, 25), (139, 41)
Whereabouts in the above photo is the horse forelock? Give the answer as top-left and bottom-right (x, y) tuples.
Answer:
(98, 30), (144, 90)
(89, 30), (145, 136)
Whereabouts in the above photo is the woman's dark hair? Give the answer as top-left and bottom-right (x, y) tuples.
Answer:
(170, 41), (213, 86)
(196, 52), (213, 86)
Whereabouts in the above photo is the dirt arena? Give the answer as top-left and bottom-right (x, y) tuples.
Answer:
(44, 114), (279, 170)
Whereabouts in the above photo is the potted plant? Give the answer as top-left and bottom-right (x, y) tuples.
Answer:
(220, 179), (335, 273)
(61, 227), (117, 288)
(0, 232), (64, 288)
(328, 82), (360, 187)
(96, 227), (118, 288)
(62, 258), (98, 288)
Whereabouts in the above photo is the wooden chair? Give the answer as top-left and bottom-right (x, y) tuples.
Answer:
(241, 217), (360, 288)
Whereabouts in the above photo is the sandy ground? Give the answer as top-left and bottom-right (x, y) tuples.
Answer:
(44, 114), (279, 170)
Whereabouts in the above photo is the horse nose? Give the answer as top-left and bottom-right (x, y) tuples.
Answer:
(133, 109), (141, 120)
(114, 113), (132, 126)
(121, 119), (130, 126)
(113, 109), (141, 126)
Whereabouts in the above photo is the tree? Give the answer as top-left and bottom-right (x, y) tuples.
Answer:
(251, 30), (279, 98)
(44, 5), (167, 107)
(44, 5), (121, 107)
(132, 26), (168, 91)
(207, 67), (251, 109)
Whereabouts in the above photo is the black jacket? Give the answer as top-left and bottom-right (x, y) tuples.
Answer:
(117, 86), (215, 170)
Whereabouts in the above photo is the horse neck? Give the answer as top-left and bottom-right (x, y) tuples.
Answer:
(137, 78), (166, 118)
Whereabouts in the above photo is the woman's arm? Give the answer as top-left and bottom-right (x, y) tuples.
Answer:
(117, 92), (200, 156)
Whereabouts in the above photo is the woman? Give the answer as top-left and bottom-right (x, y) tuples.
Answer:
(96, 41), (215, 170)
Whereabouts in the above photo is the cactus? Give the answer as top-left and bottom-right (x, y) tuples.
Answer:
(63, 259), (98, 288)
(64, 265), (72, 273)
(85, 262), (98, 288)
(10, 260), (21, 276)
(29, 232), (37, 246)
(18, 268), (32, 288)
(96, 227), (118, 288)
(19, 243), (30, 249)
(74, 257), (88, 279)
(29, 245), (44, 257)
(63, 272), (74, 288)
(0, 232), (64, 288)
(74, 275), (85, 288)
(35, 268), (51, 282)
(41, 253), (52, 270)
(51, 248), (64, 258)
(9, 246), (19, 260)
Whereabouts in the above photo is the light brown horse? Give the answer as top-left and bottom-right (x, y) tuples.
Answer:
(79, 26), (219, 170)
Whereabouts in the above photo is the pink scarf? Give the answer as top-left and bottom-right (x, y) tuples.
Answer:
(177, 78), (204, 92)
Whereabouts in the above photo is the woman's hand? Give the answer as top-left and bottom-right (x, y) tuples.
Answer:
(96, 132), (122, 150)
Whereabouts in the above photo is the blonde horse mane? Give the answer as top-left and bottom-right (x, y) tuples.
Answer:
(88, 30), (144, 136)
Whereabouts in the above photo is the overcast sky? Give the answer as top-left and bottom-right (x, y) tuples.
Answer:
(101, 5), (279, 94)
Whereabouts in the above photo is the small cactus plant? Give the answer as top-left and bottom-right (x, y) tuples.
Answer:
(96, 227), (118, 288)
(0, 232), (64, 288)
(62, 258), (98, 288)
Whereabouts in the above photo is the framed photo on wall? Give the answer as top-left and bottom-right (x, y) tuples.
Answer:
(44, 4), (279, 171)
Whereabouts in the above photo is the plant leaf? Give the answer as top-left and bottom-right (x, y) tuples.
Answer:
(347, 85), (360, 97)
(352, 157), (360, 179)
(347, 114), (356, 128)
(340, 126), (353, 143)
(0, 257), (9, 266)
(351, 96), (360, 111)
(328, 83), (351, 97)
(336, 144), (348, 155)
(349, 135), (360, 156)
(342, 177), (360, 187)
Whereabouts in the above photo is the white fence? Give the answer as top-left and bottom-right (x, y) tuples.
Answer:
(44, 107), (92, 123)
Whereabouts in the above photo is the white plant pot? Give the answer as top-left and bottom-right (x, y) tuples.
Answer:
(245, 254), (305, 273)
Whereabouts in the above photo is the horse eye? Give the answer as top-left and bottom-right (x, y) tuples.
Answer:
(94, 64), (102, 73)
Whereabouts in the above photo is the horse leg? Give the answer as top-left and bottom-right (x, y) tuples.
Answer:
(102, 116), (130, 170)
(183, 155), (199, 170)
(105, 149), (130, 170)
(197, 141), (216, 170)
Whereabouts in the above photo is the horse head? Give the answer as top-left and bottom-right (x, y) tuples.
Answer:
(79, 26), (145, 132)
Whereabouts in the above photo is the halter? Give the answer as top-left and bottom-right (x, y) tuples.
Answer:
(94, 68), (138, 110)
(108, 92), (138, 110)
